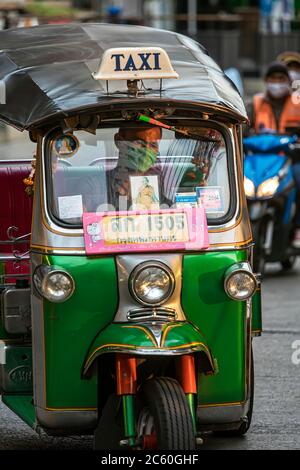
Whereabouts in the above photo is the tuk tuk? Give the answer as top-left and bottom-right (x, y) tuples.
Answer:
(0, 24), (262, 450)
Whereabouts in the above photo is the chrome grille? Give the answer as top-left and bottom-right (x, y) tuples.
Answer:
(127, 307), (176, 322)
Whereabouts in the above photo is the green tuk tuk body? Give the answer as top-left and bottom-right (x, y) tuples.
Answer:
(0, 24), (262, 449)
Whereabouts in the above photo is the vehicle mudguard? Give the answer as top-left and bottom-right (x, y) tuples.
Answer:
(82, 321), (215, 376)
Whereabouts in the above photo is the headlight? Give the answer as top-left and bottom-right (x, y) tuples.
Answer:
(129, 262), (175, 306)
(257, 177), (279, 198)
(33, 266), (75, 303)
(224, 263), (257, 301)
(244, 177), (255, 198)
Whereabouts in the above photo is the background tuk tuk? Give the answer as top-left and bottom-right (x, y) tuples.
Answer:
(0, 23), (262, 450)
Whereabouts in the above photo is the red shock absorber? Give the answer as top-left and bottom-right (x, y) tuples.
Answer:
(116, 354), (137, 395)
(177, 354), (197, 393)
(177, 354), (197, 433)
(115, 354), (137, 446)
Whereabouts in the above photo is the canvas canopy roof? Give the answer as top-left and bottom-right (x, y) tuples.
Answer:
(0, 23), (247, 130)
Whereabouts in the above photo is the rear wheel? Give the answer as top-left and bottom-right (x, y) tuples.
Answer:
(137, 377), (196, 450)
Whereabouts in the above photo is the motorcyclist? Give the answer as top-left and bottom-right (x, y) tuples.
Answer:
(277, 51), (300, 83)
(249, 61), (300, 248)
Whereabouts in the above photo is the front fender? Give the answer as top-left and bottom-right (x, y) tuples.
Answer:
(82, 322), (215, 376)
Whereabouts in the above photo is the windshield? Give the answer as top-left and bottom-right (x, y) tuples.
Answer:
(46, 124), (232, 226)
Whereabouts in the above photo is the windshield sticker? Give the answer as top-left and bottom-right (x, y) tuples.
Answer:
(130, 175), (160, 211)
(83, 208), (209, 255)
(58, 195), (83, 220)
(53, 134), (80, 157)
(196, 186), (224, 213)
(175, 192), (198, 209)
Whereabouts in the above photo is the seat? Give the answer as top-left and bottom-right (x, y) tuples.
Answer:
(0, 161), (33, 283)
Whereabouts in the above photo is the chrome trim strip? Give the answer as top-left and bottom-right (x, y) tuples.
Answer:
(197, 402), (249, 424)
(0, 159), (32, 164)
(90, 345), (209, 356)
(41, 130), (83, 237)
(83, 343), (209, 376)
(0, 340), (7, 365)
(30, 253), (46, 409)
(246, 297), (252, 404)
(0, 254), (30, 261)
(30, 243), (254, 256)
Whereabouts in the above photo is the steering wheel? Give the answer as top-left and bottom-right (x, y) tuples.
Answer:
(89, 158), (104, 167)
(58, 159), (72, 167)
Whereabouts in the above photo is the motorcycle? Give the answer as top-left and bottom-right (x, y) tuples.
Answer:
(244, 133), (300, 274)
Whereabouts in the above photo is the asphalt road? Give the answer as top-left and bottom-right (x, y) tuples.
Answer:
(0, 261), (299, 450)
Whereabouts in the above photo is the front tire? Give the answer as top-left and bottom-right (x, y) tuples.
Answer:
(138, 377), (196, 450)
(252, 220), (268, 275)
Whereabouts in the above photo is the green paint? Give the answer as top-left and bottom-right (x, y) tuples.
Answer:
(0, 345), (32, 393)
(162, 322), (209, 349)
(2, 395), (35, 429)
(181, 250), (248, 406)
(252, 289), (262, 333)
(122, 395), (136, 445)
(84, 321), (211, 372)
(38, 249), (254, 412)
(139, 114), (151, 124)
(43, 255), (118, 409)
(186, 393), (196, 433)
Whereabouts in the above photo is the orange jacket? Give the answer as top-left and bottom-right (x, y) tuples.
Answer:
(253, 93), (300, 133)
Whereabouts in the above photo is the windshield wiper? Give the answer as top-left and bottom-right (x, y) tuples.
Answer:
(137, 114), (219, 142)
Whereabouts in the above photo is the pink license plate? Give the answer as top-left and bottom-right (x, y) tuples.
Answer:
(83, 207), (209, 255)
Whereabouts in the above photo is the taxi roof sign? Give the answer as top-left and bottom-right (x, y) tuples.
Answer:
(93, 47), (179, 81)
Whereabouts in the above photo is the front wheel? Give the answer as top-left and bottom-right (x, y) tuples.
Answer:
(137, 377), (196, 450)
(281, 255), (296, 271)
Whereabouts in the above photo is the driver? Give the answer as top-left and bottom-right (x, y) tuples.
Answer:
(108, 125), (163, 210)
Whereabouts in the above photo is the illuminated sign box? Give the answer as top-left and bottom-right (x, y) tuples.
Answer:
(93, 47), (179, 81)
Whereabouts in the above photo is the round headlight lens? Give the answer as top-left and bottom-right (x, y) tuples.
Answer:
(225, 271), (256, 300)
(244, 177), (255, 198)
(257, 177), (279, 198)
(42, 271), (74, 303)
(130, 263), (175, 306)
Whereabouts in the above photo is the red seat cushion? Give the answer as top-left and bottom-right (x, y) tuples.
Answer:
(0, 162), (33, 282)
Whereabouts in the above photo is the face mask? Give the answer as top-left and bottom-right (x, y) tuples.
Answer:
(124, 141), (158, 172)
(267, 82), (291, 99)
(289, 70), (300, 82)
